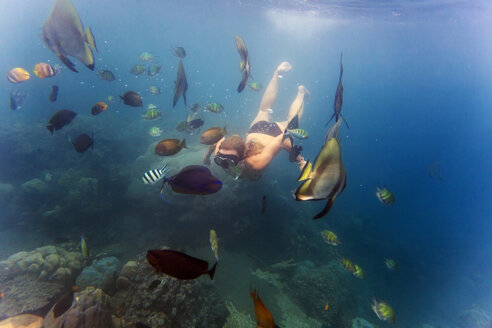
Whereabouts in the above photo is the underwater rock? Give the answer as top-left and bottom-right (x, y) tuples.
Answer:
(110, 252), (226, 328)
(120, 260), (138, 279)
(43, 287), (113, 328)
(458, 305), (490, 328)
(76, 257), (121, 294)
(251, 268), (283, 289)
(352, 317), (376, 328)
(275, 291), (322, 328)
(222, 300), (255, 328)
(0, 246), (84, 321)
(0, 183), (14, 199)
(0, 314), (44, 328)
(21, 178), (49, 194)
(115, 276), (131, 290)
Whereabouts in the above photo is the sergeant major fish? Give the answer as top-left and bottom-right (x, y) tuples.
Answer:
(142, 164), (168, 185)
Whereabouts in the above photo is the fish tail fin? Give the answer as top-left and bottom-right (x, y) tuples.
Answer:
(183, 92), (187, 106)
(85, 27), (97, 52)
(325, 113), (336, 126)
(297, 160), (312, 182)
(182, 139), (187, 149)
(159, 178), (170, 203)
(223, 125), (227, 135)
(57, 53), (78, 72)
(47, 125), (54, 135)
(237, 71), (248, 93)
(341, 114), (350, 129)
(313, 197), (335, 220)
(208, 261), (217, 280)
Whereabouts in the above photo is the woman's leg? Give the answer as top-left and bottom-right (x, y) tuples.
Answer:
(277, 85), (309, 131)
(250, 62), (292, 127)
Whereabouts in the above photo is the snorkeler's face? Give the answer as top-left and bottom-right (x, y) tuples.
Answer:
(214, 151), (239, 169)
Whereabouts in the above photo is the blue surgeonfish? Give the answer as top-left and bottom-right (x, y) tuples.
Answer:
(42, 0), (97, 72)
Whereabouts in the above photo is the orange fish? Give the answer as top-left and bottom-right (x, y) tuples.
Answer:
(0, 291), (4, 300)
(250, 289), (280, 328)
(91, 102), (108, 115)
(324, 302), (329, 311)
(7, 67), (30, 83)
(33, 62), (56, 78)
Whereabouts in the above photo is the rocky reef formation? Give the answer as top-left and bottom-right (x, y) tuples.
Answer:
(76, 256), (122, 294)
(0, 246), (84, 320)
(0, 314), (43, 328)
(222, 301), (255, 328)
(43, 287), (113, 328)
(110, 252), (226, 328)
(458, 305), (491, 328)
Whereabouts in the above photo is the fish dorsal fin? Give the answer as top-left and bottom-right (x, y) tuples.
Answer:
(297, 160), (312, 182)
(85, 26), (97, 52)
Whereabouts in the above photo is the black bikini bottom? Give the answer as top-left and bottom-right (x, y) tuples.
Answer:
(249, 121), (283, 137)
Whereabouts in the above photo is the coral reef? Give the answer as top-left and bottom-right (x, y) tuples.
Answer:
(275, 292), (322, 328)
(352, 317), (376, 328)
(251, 268), (283, 289)
(110, 252), (226, 328)
(43, 287), (113, 328)
(0, 314), (43, 328)
(21, 178), (49, 195)
(0, 246), (84, 320)
(76, 256), (121, 294)
(458, 305), (490, 328)
(222, 301), (255, 328)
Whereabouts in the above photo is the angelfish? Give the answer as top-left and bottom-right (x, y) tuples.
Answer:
(326, 53), (349, 128)
(42, 0), (97, 72)
(209, 229), (219, 262)
(295, 131), (346, 219)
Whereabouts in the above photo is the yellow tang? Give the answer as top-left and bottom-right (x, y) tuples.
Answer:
(7, 67), (30, 83)
(33, 62), (56, 78)
(209, 229), (219, 262)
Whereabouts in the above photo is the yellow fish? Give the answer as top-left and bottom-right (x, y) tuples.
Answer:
(209, 229), (219, 262)
(353, 264), (364, 279)
(42, 0), (97, 72)
(371, 299), (396, 323)
(320, 230), (340, 246)
(80, 235), (89, 259)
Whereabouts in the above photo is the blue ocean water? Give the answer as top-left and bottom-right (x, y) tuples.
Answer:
(0, 0), (491, 327)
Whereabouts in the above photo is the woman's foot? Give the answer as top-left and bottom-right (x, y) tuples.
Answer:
(276, 62), (292, 78)
(298, 85), (310, 99)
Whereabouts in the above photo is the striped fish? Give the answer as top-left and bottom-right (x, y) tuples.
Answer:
(142, 164), (168, 184)
(286, 128), (309, 139)
(376, 185), (395, 205)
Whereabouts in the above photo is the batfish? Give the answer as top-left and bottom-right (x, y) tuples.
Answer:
(147, 249), (217, 280)
(295, 136), (346, 220)
(173, 59), (188, 108)
(42, 0), (97, 72)
(235, 36), (251, 93)
(326, 53), (349, 128)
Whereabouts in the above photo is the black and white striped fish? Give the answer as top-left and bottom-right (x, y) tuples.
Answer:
(142, 164), (168, 184)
